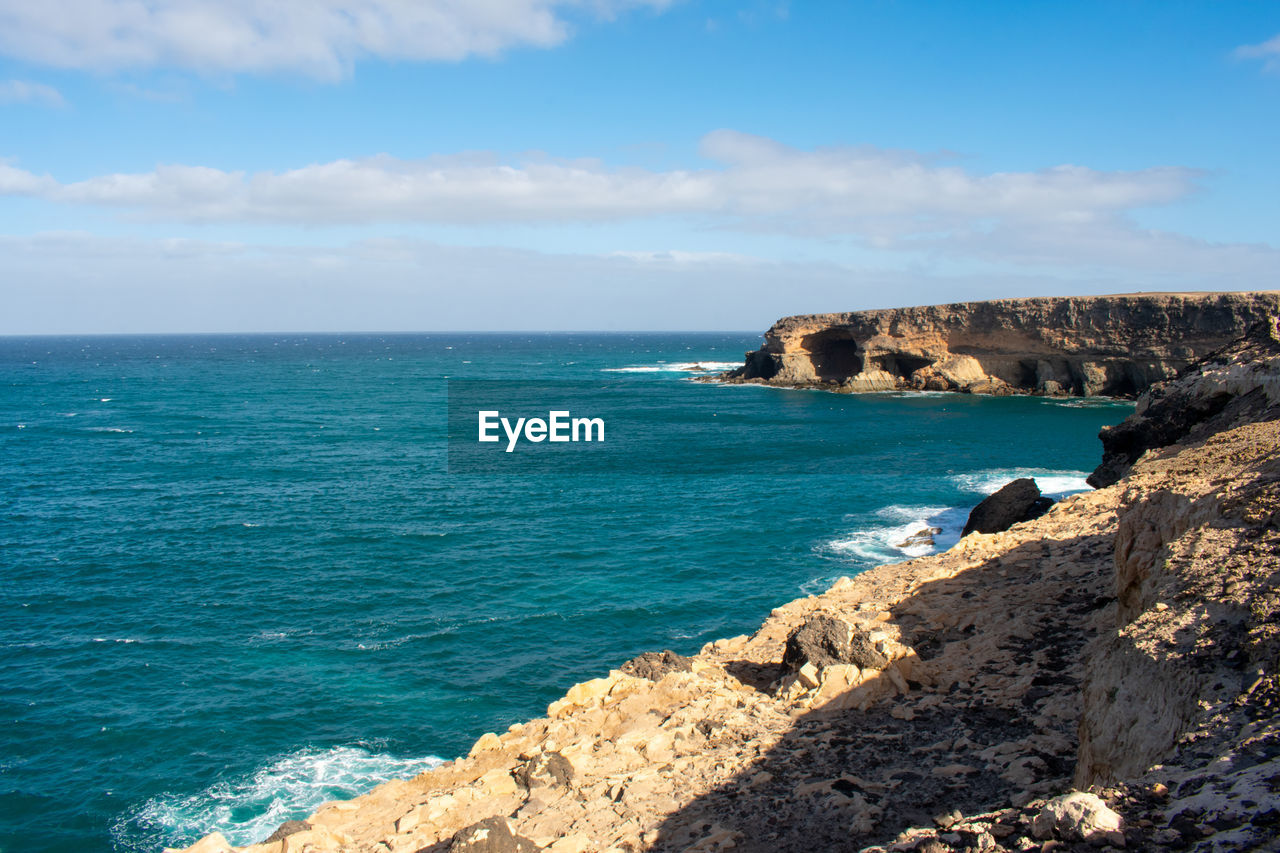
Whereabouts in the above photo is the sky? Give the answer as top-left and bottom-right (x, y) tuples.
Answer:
(0, 0), (1277, 333)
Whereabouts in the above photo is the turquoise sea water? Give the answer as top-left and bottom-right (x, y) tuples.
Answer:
(0, 333), (1132, 853)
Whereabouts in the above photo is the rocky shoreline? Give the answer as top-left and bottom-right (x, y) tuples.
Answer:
(177, 314), (1280, 853)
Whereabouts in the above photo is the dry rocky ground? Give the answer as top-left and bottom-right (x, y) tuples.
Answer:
(176, 322), (1280, 853)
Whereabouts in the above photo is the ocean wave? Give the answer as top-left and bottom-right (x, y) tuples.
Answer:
(950, 468), (1091, 498)
(115, 746), (444, 850)
(601, 361), (741, 374)
(1044, 397), (1126, 408)
(818, 504), (970, 568)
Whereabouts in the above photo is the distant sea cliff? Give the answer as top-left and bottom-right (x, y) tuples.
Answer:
(721, 291), (1280, 397)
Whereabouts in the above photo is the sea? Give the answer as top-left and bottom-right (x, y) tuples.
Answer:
(0, 333), (1133, 853)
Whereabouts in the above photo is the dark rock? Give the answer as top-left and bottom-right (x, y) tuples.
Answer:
(262, 820), (311, 844)
(783, 616), (889, 671)
(450, 816), (540, 852)
(962, 479), (1054, 536)
(514, 750), (574, 790)
(848, 629), (890, 670)
(621, 650), (694, 681)
(896, 526), (942, 548)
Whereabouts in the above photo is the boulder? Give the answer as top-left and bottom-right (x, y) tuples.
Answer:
(962, 478), (1053, 536)
(514, 750), (574, 790)
(1031, 792), (1124, 846)
(451, 816), (541, 853)
(620, 650), (693, 681)
(783, 616), (888, 671)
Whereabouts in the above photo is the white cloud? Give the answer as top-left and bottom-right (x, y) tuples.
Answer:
(0, 131), (1199, 239)
(0, 78), (64, 106)
(0, 0), (672, 79)
(1236, 33), (1280, 72)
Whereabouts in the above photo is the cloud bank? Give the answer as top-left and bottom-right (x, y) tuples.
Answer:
(0, 131), (1198, 240)
(0, 0), (672, 79)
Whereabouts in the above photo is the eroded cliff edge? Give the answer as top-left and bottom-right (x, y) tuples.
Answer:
(178, 319), (1280, 853)
(723, 292), (1280, 397)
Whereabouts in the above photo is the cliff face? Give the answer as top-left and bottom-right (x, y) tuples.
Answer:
(728, 292), (1280, 397)
(176, 316), (1280, 853)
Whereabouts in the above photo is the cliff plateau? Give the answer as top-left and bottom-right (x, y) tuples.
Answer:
(725, 292), (1280, 397)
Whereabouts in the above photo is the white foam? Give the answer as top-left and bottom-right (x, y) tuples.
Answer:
(601, 361), (741, 374)
(818, 504), (970, 567)
(949, 468), (1092, 499)
(118, 746), (444, 849)
(669, 361), (741, 372)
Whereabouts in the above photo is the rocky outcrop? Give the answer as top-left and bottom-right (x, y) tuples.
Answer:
(1088, 317), (1280, 486)
(724, 292), (1280, 397)
(175, 316), (1280, 853)
(620, 651), (694, 682)
(961, 478), (1053, 535)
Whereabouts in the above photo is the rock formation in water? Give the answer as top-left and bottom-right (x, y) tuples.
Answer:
(723, 292), (1280, 397)
(175, 316), (1280, 853)
(960, 477), (1053, 536)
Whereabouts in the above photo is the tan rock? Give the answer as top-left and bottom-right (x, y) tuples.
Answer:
(470, 732), (503, 754)
(168, 834), (233, 853)
(1031, 792), (1124, 846)
(546, 833), (593, 853)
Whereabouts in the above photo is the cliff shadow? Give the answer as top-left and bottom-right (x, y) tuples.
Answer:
(649, 530), (1117, 852)
(800, 330), (863, 382)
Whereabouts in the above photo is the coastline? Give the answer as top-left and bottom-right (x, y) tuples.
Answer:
(175, 318), (1280, 852)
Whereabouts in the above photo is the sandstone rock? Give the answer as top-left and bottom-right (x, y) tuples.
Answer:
(545, 833), (592, 853)
(280, 829), (343, 853)
(797, 661), (821, 689)
(470, 732), (503, 754)
(1031, 792), (1124, 846)
(169, 833), (233, 853)
(962, 478), (1053, 536)
(480, 767), (519, 797)
(620, 650), (693, 681)
(451, 816), (541, 852)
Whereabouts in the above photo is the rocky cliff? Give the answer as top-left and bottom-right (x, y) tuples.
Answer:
(176, 317), (1280, 853)
(725, 292), (1280, 397)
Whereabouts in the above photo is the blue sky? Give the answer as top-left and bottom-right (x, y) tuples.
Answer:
(1, 0), (1277, 333)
